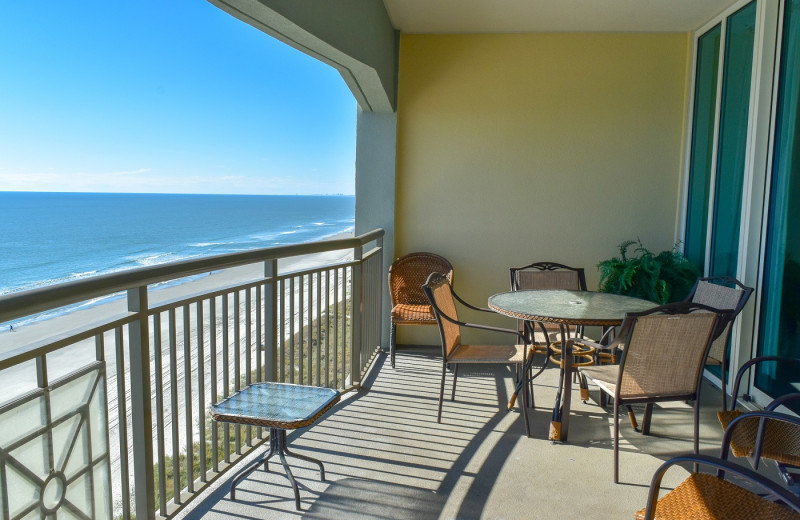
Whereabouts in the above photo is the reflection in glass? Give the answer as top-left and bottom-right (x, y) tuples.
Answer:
(685, 24), (721, 270)
(757, 0), (800, 402)
(709, 1), (757, 278)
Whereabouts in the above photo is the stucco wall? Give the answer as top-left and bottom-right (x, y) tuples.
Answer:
(395, 32), (691, 345)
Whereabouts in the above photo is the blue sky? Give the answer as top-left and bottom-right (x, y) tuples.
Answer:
(0, 1), (357, 195)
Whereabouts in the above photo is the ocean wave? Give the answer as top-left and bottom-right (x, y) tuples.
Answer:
(130, 252), (201, 266)
(190, 241), (234, 247)
(70, 270), (98, 278)
(278, 230), (298, 235)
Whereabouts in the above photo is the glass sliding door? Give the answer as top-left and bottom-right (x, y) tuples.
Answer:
(684, 25), (721, 270)
(709, 1), (757, 278)
(756, 0), (800, 400)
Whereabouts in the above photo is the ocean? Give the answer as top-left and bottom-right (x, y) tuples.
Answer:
(0, 192), (355, 323)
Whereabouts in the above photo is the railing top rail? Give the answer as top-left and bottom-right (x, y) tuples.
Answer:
(0, 229), (384, 323)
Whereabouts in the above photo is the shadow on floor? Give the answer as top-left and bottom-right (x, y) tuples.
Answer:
(303, 478), (444, 519)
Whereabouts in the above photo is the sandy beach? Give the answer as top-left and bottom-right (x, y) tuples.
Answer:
(0, 233), (356, 515)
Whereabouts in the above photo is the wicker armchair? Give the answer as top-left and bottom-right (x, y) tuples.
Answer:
(636, 410), (800, 519)
(578, 302), (731, 483)
(388, 252), (453, 368)
(717, 356), (800, 494)
(422, 273), (530, 434)
(684, 276), (753, 409)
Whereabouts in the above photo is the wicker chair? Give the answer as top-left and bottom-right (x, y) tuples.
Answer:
(717, 356), (800, 494)
(422, 273), (530, 434)
(388, 252), (453, 368)
(636, 410), (800, 520)
(684, 276), (753, 409)
(578, 302), (731, 483)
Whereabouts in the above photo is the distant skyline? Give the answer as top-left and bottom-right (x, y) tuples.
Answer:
(0, 1), (357, 195)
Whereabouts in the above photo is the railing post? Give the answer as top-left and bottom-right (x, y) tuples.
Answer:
(127, 286), (155, 519)
(351, 244), (363, 387)
(265, 259), (278, 382)
(376, 236), (384, 357)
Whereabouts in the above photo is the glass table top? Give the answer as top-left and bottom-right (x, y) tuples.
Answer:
(210, 382), (340, 427)
(488, 290), (656, 326)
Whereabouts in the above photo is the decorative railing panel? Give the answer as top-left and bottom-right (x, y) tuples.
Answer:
(0, 230), (384, 519)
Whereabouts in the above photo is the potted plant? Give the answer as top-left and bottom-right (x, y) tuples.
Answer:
(597, 239), (700, 304)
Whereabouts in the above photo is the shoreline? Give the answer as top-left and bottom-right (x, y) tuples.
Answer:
(0, 232), (355, 354)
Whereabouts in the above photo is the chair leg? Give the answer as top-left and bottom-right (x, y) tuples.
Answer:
(614, 399), (620, 484)
(438, 364), (446, 422)
(693, 398), (700, 455)
(390, 323), (397, 368)
(520, 363), (531, 437)
(451, 364), (459, 401)
(693, 398), (700, 474)
(626, 405), (640, 432)
(642, 403), (653, 435)
(721, 357), (728, 411)
(579, 373), (589, 403)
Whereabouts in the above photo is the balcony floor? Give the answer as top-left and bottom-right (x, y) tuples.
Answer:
(181, 346), (771, 520)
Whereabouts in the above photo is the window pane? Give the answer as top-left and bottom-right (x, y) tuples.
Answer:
(709, 1), (757, 277)
(684, 24), (721, 270)
(756, 0), (800, 400)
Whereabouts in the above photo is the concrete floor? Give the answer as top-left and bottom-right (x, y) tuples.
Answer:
(181, 346), (777, 520)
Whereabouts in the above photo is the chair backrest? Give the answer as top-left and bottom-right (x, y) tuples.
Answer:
(509, 262), (587, 291)
(422, 272), (461, 359)
(617, 302), (731, 399)
(389, 252), (453, 306)
(686, 276), (753, 361)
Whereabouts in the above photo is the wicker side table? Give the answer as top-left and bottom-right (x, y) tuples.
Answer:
(209, 382), (341, 510)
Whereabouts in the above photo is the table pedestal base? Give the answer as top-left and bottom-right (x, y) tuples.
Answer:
(230, 427), (325, 510)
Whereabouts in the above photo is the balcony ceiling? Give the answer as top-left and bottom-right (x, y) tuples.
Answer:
(383, 0), (737, 33)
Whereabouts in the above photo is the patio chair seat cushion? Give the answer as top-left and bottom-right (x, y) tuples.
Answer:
(391, 303), (436, 324)
(578, 364), (619, 395)
(634, 472), (800, 520)
(718, 410), (800, 465)
(449, 344), (526, 364)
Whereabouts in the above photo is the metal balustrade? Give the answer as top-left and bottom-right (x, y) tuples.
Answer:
(0, 230), (384, 520)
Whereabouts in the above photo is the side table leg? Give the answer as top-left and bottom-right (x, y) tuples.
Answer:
(284, 446), (327, 481)
(277, 449), (301, 510)
(228, 426), (327, 511)
(230, 433), (278, 500)
(263, 428), (281, 472)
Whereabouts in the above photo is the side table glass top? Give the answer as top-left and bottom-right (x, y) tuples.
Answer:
(210, 382), (341, 428)
(488, 290), (656, 326)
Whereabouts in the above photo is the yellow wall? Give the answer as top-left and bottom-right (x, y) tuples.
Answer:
(395, 32), (692, 345)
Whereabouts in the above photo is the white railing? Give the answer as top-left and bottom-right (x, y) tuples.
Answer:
(0, 229), (384, 520)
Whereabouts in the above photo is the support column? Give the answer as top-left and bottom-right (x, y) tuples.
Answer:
(355, 108), (397, 352)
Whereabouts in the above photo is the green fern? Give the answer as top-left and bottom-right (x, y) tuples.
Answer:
(597, 239), (699, 304)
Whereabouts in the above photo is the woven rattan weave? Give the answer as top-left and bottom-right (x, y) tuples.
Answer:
(718, 409), (800, 466)
(389, 252), (453, 367)
(634, 472), (800, 520)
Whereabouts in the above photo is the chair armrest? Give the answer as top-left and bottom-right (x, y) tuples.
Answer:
(642, 453), (800, 520)
(576, 333), (624, 352)
(766, 393), (800, 412)
(433, 309), (526, 343)
(450, 287), (494, 314)
(728, 356), (800, 411)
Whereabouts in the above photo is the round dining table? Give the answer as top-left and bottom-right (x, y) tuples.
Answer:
(488, 289), (655, 441)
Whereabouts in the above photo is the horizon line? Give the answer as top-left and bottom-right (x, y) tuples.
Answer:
(0, 190), (355, 197)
